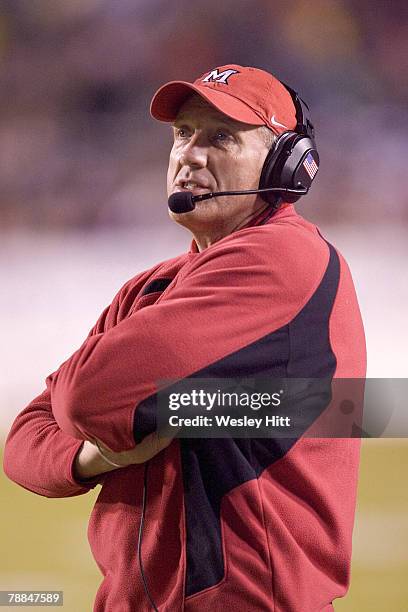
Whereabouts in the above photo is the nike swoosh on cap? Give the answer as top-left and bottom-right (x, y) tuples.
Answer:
(271, 115), (288, 129)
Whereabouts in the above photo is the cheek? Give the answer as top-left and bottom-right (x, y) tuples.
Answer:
(167, 151), (178, 194)
(218, 147), (266, 190)
(224, 157), (261, 189)
(242, 151), (268, 187)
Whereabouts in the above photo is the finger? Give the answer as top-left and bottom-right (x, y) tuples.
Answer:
(142, 431), (173, 455)
(129, 431), (174, 463)
(158, 420), (182, 439)
(90, 436), (114, 453)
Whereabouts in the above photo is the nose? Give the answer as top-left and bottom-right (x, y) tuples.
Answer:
(179, 133), (208, 169)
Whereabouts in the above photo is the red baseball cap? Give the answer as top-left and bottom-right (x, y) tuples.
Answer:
(150, 64), (297, 135)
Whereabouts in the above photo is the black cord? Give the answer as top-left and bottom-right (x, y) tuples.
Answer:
(137, 461), (159, 612)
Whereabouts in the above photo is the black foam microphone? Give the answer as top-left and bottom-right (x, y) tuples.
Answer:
(168, 186), (308, 214)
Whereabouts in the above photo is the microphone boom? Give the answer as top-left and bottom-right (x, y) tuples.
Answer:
(168, 186), (308, 214)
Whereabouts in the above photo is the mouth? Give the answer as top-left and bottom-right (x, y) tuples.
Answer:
(174, 180), (211, 196)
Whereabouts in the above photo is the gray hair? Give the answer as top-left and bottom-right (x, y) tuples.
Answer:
(259, 126), (278, 150)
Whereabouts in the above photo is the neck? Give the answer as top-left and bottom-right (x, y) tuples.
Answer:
(192, 202), (272, 251)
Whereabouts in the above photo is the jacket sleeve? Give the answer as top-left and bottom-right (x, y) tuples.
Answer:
(47, 226), (329, 452)
(3, 265), (162, 498)
(2, 388), (104, 498)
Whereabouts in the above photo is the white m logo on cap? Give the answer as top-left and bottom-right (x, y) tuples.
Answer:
(203, 69), (239, 84)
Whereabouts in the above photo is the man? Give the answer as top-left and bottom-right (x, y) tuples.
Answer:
(4, 65), (366, 611)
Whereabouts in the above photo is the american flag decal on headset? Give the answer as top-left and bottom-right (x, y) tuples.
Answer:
(303, 153), (319, 179)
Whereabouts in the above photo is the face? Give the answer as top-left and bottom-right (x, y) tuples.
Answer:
(167, 94), (271, 241)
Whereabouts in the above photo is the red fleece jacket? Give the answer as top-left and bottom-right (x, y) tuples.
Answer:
(4, 204), (366, 611)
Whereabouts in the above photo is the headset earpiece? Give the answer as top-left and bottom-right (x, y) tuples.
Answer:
(258, 84), (319, 206)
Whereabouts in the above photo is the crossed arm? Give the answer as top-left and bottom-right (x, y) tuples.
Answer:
(4, 228), (326, 497)
(3, 263), (171, 496)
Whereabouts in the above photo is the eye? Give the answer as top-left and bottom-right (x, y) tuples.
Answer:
(211, 129), (233, 145)
(174, 126), (191, 139)
(214, 130), (229, 141)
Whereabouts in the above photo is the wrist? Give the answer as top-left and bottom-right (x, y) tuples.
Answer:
(94, 439), (124, 468)
(73, 440), (118, 482)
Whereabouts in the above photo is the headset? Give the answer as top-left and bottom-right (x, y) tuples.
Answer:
(258, 81), (319, 207)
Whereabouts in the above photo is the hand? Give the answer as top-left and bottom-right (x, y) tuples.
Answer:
(73, 430), (177, 482)
(90, 431), (174, 469)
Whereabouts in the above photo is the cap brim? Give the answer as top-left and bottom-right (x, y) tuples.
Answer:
(150, 81), (265, 126)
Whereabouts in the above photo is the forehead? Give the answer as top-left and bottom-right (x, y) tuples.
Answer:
(174, 94), (250, 130)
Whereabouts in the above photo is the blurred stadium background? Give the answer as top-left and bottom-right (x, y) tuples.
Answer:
(0, 1), (407, 610)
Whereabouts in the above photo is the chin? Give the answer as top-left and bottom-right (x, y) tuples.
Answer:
(168, 200), (219, 227)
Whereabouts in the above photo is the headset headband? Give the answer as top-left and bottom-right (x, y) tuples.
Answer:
(279, 81), (315, 139)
